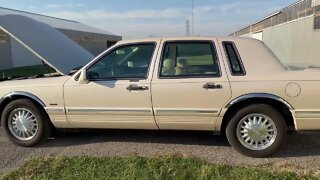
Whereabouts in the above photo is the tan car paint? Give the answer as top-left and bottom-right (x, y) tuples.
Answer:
(151, 38), (232, 130)
(216, 37), (320, 131)
(62, 39), (162, 129)
(0, 76), (70, 128)
(1, 37), (320, 131)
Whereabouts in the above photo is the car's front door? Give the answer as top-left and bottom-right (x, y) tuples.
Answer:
(151, 40), (232, 130)
(63, 41), (160, 129)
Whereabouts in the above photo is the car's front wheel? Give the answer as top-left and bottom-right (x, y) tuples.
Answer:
(226, 104), (287, 158)
(1, 99), (50, 147)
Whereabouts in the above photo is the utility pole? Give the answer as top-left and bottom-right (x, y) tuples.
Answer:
(192, 0), (194, 36)
(185, 19), (190, 36)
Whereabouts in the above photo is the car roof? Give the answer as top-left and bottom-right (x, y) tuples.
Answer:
(117, 36), (254, 44)
(116, 36), (286, 80)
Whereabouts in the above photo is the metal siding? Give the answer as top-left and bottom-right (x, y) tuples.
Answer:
(263, 24), (292, 64)
(239, 33), (252, 38)
(252, 32), (263, 41)
(263, 16), (320, 65)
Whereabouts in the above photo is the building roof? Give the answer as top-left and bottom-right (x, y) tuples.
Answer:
(243, 0), (304, 28)
(0, 6), (121, 39)
(230, 0), (315, 36)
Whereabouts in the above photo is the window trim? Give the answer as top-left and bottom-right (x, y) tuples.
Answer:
(157, 40), (222, 79)
(222, 41), (246, 76)
(85, 42), (157, 81)
(314, 14), (320, 30)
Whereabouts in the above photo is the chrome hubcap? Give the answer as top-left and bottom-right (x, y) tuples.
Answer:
(8, 108), (38, 141)
(236, 114), (277, 151)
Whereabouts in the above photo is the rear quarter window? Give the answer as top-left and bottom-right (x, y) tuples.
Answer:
(223, 42), (246, 76)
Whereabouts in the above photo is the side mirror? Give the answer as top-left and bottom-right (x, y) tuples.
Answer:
(78, 69), (89, 84)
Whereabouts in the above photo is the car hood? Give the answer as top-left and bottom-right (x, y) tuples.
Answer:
(0, 14), (94, 75)
(0, 75), (70, 88)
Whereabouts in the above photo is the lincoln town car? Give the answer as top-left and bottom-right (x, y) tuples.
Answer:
(1, 37), (319, 158)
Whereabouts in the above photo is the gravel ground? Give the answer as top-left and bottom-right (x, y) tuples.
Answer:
(1, 127), (320, 175)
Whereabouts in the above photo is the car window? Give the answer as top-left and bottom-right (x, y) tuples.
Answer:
(87, 43), (155, 80)
(159, 42), (220, 78)
(223, 42), (245, 76)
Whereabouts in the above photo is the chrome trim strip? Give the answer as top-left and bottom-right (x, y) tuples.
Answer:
(67, 108), (152, 113)
(155, 109), (219, 116)
(156, 110), (219, 114)
(45, 107), (65, 113)
(294, 110), (320, 118)
(226, 93), (294, 110)
(0, 91), (46, 107)
(46, 109), (65, 113)
(295, 111), (320, 114)
(218, 108), (228, 117)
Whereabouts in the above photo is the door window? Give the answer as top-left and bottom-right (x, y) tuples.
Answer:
(159, 42), (220, 78)
(87, 43), (156, 80)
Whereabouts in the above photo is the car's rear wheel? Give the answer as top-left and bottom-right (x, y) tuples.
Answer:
(226, 104), (287, 158)
(1, 99), (50, 147)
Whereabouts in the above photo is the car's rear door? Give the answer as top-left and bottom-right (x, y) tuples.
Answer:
(63, 40), (161, 129)
(151, 38), (232, 130)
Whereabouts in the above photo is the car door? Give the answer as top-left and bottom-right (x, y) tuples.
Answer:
(63, 41), (160, 129)
(151, 39), (232, 130)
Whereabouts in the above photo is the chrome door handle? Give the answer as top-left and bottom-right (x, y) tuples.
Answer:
(203, 83), (223, 90)
(127, 84), (149, 91)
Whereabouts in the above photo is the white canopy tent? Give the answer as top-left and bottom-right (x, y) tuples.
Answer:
(0, 14), (94, 75)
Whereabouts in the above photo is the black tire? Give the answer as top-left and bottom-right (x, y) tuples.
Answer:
(1, 99), (51, 147)
(226, 104), (287, 158)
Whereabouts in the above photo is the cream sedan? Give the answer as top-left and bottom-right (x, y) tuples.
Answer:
(1, 37), (319, 158)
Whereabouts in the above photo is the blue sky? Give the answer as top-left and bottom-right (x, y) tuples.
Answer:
(0, 0), (295, 39)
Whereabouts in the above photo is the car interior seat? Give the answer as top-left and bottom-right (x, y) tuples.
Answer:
(161, 59), (175, 76)
(175, 58), (187, 75)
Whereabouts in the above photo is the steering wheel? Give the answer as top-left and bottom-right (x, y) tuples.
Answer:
(87, 65), (123, 79)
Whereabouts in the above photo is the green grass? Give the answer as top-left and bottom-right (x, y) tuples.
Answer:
(186, 55), (214, 66)
(2, 156), (318, 180)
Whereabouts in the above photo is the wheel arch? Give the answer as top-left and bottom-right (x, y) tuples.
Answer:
(220, 93), (296, 134)
(0, 91), (46, 126)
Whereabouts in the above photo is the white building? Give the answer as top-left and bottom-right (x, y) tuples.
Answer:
(230, 0), (320, 66)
